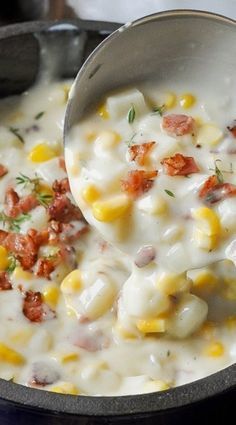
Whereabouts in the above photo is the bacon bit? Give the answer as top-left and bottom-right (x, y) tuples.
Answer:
(5, 188), (38, 218)
(1, 232), (38, 270)
(23, 291), (44, 322)
(27, 228), (49, 248)
(48, 194), (83, 223)
(0, 164), (8, 178)
(129, 141), (156, 166)
(0, 272), (12, 290)
(161, 153), (199, 176)
(74, 329), (110, 352)
(227, 123), (236, 138)
(35, 258), (56, 279)
(162, 114), (195, 136)
(52, 178), (70, 194)
(23, 291), (55, 322)
(199, 175), (236, 204)
(121, 170), (158, 199)
(58, 157), (66, 172)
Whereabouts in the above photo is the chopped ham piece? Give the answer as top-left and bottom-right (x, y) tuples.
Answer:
(121, 170), (158, 199)
(5, 188), (38, 218)
(199, 175), (236, 204)
(129, 141), (156, 166)
(0, 272), (12, 290)
(162, 114), (195, 136)
(161, 153), (199, 176)
(0, 164), (8, 178)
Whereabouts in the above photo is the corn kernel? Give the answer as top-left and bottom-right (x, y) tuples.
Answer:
(193, 270), (218, 294)
(96, 130), (121, 149)
(196, 124), (223, 146)
(37, 183), (54, 197)
(61, 270), (82, 295)
(222, 277), (236, 300)
(0, 246), (9, 271)
(9, 328), (33, 345)
(85, 131), (97, 142)
(97, 104), (109, 119)
(192, 207), (221, 236)
(143, 380), (170, 393)
(138, 194), (168, 216)
(0, 342), (25, 365)
(114, 324), (137, 339)
(179, 93), (196, 109)
(51, 382), (79, 395)
(28, 143), (58, 163)
(136, 318), (166, 334)
(61, 353), (79, 363)
(165, 92), (177, 109)
(204, 341), (224, 357)
(82, 185), (101, 205)
(193, 229), (218, 250)
(43, 284), (60, 309)
(12, 266), (32, 281)
(157, 272), (190, 295)
(92, 194), (131, 222)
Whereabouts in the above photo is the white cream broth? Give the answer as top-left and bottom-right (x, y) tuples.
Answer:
(0, 80), (235, 397)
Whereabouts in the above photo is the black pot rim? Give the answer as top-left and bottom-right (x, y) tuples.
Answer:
(0, 9), (235, 417)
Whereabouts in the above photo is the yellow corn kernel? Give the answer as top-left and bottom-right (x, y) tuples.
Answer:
(157, 272), (190, 295)
(192, 207), (221, 236)
(136, 318), (166, 334)
(43, 284), (60, 309)
(143, 380), (170, 393)
(204, 341), (224, 357)
(194, 116), (204, 126)
(82, 185), (101, 205)
(193, 270), (218, 293)
(196, 124), (223, 147)
(51, 382), (80, 395)
(0, 342), (25, 365)
(179, 93), (196, 109)
(61, 270), (82, 295)
(12, 266), (32, 281)
(9, 328), (33, 345)
(225, 315), (236, 329)
(96, 130), (121, 149)
(222, 277), (236, 300)
(165, 92), (177, 109)
(193, 229), (218, 250)
(153, 197), (168, 215)
(114, 324), (137, 339)
(38, 183), (54, 197)
(61, 353), (79, 363)
(0, 246), (9, 271)
(97, 104), (109, 119)
(92, 194), (131, 222)
(85, 131), (97, 142)
(66, 306), (77, 318)
(28, 143), (58, 163)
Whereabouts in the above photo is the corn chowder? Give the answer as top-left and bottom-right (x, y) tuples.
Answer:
(0, 81), (234, 397)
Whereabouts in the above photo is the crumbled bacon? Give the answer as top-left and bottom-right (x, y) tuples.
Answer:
(0, 232), (38, 270)
(227, 122), (236, 138)
(199, 175), (236, 204)
(23, 291), (55, 322)
(34, 258), (56, 279)
(121, 170), (158, 199)
(0, 272), (12, 290)
(129, 141), (156, 166)
(162, 114), (195, 136)
(48, 194), (83, 223)
(5, 188), (38, 218)
(52, 178), (70, 194)
(0, 164), (8, 178)
(161, 153), (199, 176)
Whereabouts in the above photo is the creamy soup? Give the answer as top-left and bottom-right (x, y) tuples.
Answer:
(0, 80), (235, 396)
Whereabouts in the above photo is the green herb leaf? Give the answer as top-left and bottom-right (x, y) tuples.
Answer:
(214, 159), (224, 184)
(34, 111), (45, 120)
(7, 254), (18, 273)
(16, 173), (41, 190)
(9, 127), (25, 144)
(164, 189), (175, 198)
(0, 211), (31, 233)
(125, 132), (137, 147)
(152, 104), (165, 116)
(127, 104), (136, 124)
(36, 193), (53, 207)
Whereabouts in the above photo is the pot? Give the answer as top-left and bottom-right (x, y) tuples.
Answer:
(0, 14), (235, 425)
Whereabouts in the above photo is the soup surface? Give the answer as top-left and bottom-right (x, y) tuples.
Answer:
(0, 80), (235, 396)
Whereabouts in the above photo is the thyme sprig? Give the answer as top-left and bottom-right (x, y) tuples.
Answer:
(164, 189), (175, 198)
(16, 173), (53, 207)
(152, 104), (165, 116)
(9, 127), (25, 144)
(0, 212), (31, 232)
(127, 104), (136, 124)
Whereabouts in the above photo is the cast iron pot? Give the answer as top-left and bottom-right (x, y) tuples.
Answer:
(0, 12), (235, 425)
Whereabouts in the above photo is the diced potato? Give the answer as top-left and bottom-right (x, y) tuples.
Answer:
(61, 270), (82, 295)
(204, 341), (224, 357)
(9, 327), (33, 346)
(43, 284), (60, 309)
(92, 194), (131, 222)
(136, 318), (166, 333)
(0, 342), (25, 365)
(179, 93), (196, 109)
(137, 194), (168, 216)
(94, 130), (121, 150)
(167, 294), (208, 338)
(28, 143), (58, 162)
(82, 184), (101, 205)
(143, 380), (170, 393)
(79, 276), (116, 319)
(0, 246), (9, 271)
(196, 124), (223, 146)
(162, 225), (183, 243)
(106, 88), (147, 119)
(156, 272), (190, 295)
(20, 206), (48, 234)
